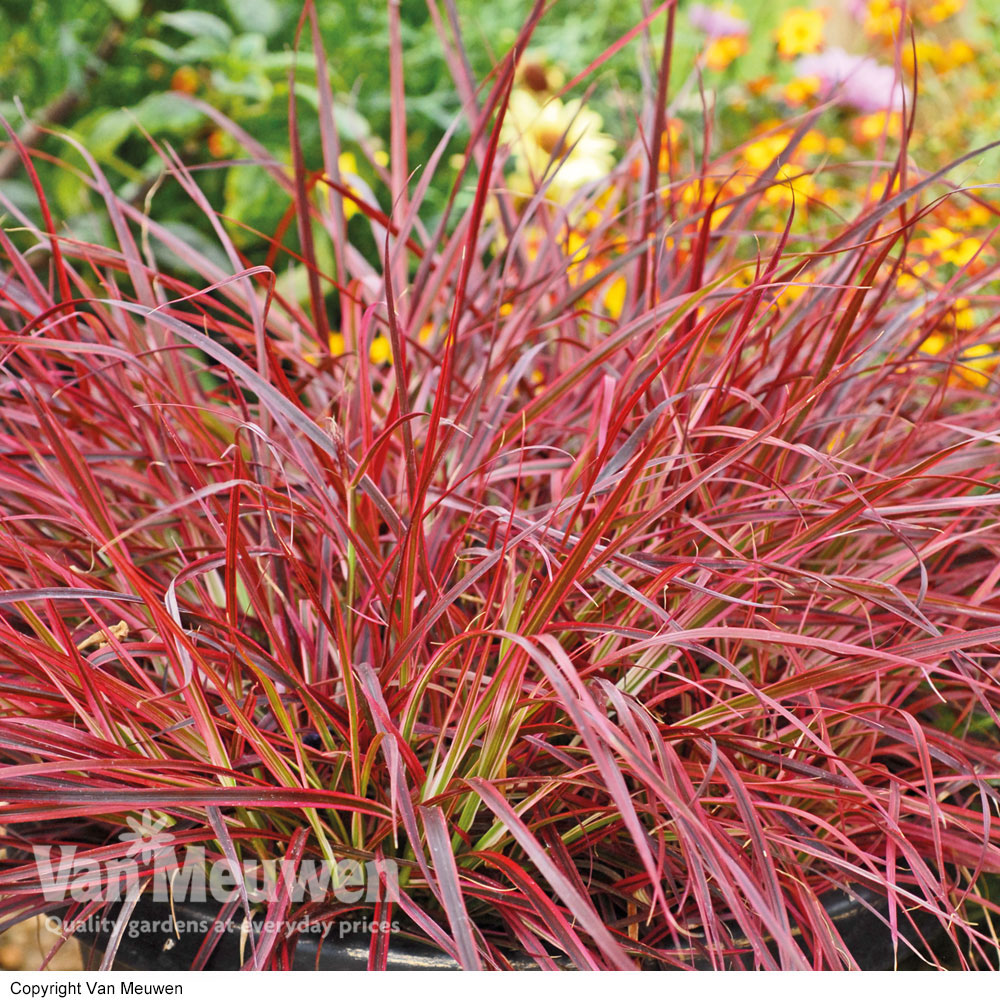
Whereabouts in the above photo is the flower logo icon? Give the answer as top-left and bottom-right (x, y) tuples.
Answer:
(119, 810), (173, 862)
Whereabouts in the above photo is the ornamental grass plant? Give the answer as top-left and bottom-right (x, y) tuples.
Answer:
(2, 0), (1000, 971)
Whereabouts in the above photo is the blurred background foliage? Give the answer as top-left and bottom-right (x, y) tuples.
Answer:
(2, 1), (997, 279)
(1, 0), (643, 272)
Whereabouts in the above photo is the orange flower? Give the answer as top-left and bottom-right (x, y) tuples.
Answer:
(783, 75), (821, 105)
(207, 130), (228, 159)
(852, 111), (901, 144)
(170, 66), (199, 95)
(703, 35), (748, 71)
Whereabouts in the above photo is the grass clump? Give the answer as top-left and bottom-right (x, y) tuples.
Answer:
(2, 0), (1000, 971)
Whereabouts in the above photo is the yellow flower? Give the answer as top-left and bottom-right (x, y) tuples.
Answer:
(923, 0), (963, 22)
(674, 176), (741, 228)
(656, 118), (686, 172)
(799, 130), (827, 155)
(305, 330), (345, 365)
(863, 0), (902, 37)
(917, 300), (989, 384)
(566, 232), (597, 286)
(337, 151), (362, 220)
(777, 269), (813, 307)
(918, 228), (984, 268)
(942, 237), (982, 268)
(765, 163), (816, 210)
(871, 173), (902, 202)
(943, 39), (975, 68)
(502, 90), (617, 205)
(902, 39), (944, 75)
(784, 75), (821, 105)
(853, 111), (901, 144)
(516, 56), (566, 95)
(958, 343), (994, 386)
(897, 259), (929, 295)
(703, 35), (748, 71)
(603, 276), (627, 318)
(922, 226), (960, 255)
(565, 230), (589, 267)
(775, 8), (825, 58)
(678, 180), (700, 207)
(369, 335), (392, 366)
(741, 132), (791, 171)
(918, 332), (948, 355)
(953, 299), (977, 330)
(965, 202), (993, 227)
(904, 37), (975, 74)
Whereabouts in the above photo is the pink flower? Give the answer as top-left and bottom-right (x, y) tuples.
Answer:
(688, 3), (750, 38)
(794, 47), (910, 111)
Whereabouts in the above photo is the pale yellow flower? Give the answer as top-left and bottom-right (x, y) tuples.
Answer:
(502, 90), (617, 204)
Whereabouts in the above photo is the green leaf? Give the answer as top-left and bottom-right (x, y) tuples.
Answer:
(258, 52), (319, 73)
(174, 37), (230, 62)
(230, 33), (267, 63)
(132, 93), (204, 135)
(98, 0), (141, 21)
(84, 109), (134, 159)
(158, 11), (233, 46)
(133, 39), (184, 64)
(290, 84), (371, 142)
(209, 70), (273, 103)
(54, 167), (90, 218)
(0, 180), (42, 217)
(223, 163), (291, 249)
(149, 221), (232, 277)
(222, 0), (282, 37)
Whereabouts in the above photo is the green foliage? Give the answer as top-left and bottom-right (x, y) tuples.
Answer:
(0, 0), (656, 264)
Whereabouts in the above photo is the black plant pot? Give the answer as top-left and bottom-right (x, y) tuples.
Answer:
(696, 885), (957, 971)
(71, 885), (954, 971)
(72, 894), (464, 970)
